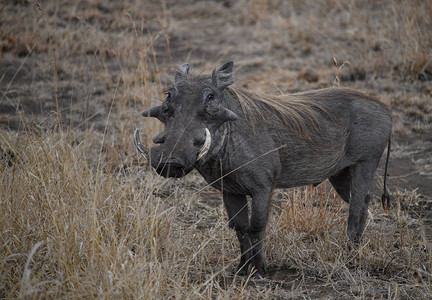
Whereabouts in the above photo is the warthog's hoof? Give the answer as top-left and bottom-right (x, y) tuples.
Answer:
(230, 267), (248, 276)
(251, 272), (263, 280)
(230, 268), (265, 279)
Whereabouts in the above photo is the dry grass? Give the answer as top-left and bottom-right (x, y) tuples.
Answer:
(389, 0), (432, 80)
(277, 185), (344, 236)
(1, 0), (432, 298)
(2, 127), (431, 299)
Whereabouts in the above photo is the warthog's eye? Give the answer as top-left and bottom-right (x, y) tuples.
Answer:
(203, 88), (216, 105)
(161, 91), (176, 115)
(161, 100), (169, 112)
(207, 93), (214, 101)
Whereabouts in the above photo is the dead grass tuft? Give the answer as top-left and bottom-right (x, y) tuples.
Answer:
(390, 0), (432, 80)
(279, 185), (344, 236)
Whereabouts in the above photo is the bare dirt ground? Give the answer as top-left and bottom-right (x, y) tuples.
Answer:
(1, 0), (431, 299)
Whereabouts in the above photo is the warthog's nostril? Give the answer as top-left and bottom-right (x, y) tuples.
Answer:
(156, 161), (186, 178)
(153, 134), (166, 144)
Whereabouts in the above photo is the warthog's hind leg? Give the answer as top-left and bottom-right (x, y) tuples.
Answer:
(356, 194), (372, 242)
(330, 162), (377, 244)
(346, 160), (380, 243)
(329, 167), (351, 205)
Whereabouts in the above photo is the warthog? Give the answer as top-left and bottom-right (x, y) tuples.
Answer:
(134, 61), (392, 277)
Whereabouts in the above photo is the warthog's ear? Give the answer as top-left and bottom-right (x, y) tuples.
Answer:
(213, 61), (233, 91)
(175, 63), (190, 84)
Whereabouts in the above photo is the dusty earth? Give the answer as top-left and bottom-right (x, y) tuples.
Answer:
(1, 0), (431, 298)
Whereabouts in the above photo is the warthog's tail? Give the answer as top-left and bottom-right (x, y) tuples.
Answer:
(381, 138), (391, 212)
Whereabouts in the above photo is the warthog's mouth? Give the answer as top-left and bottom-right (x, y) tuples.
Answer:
(134, 128), (212, 177)
(156, 160), (187, 178)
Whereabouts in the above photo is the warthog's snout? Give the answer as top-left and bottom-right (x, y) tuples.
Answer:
(155, 159), (186, 178)
(134, 127), (212, 178)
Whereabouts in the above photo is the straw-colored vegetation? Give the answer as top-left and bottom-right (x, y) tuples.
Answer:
(1, 0), (431, 298)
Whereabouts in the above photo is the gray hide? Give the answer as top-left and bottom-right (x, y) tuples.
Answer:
(135, 61), (392, 277)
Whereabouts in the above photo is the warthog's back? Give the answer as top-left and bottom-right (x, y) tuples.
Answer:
(262, 88), (392, 188)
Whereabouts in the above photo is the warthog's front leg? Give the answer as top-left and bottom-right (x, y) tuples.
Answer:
(248, 189), (272, 278)
(223, 192), (252, 276)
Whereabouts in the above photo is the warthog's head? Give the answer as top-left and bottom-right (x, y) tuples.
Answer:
(135, 61), (238, 178)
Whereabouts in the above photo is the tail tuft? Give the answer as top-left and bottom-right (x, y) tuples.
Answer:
(381, 192), (390, 212)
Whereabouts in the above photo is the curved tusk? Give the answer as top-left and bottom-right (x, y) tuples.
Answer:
(197, 128), (211, 161)
(134, 129), (149, 159)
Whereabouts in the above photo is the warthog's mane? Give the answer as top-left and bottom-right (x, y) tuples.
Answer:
(173, 68), (325, 139)
(227, 86), (325, 139)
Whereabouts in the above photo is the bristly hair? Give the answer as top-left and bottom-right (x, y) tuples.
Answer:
(227, 86), (325, 139)
(171, 64), (326, 139)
